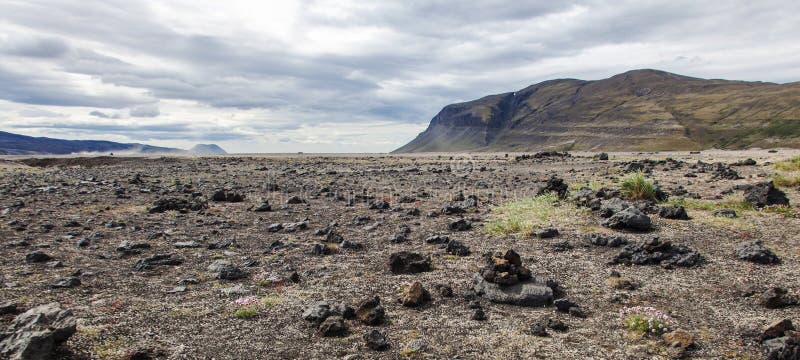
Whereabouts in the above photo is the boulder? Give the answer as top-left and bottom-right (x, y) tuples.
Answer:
(134, 254), (183, 271)
(659, 205), (690, 220)
(445, 240), (471, 256)
(762, 332), (800, 360)
(536, 177), (569, 199)
(355, 297), (385, 326)
(401, 282), (430, 307)
(758, 288), (798, 309)
(743, 182), (789, 208)
(472, 275), (553, 307)
(532, 228), (559, 239)
(448, 219), (472, 231)
(388, 252), (431, 274)
(0, 303), (76, 360)
(318, 316), (347, 337)
(611, 237), (703, 268)
(602, 207), (653, 231)
(363, 329), (389, 351)
(599, 198), (631, 218)
(737, 241), (780, 264)
(211, 189), (245, 202)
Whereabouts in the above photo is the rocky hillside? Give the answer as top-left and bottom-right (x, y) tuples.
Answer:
(394, 70), (800, 152)
(0, 131), (226, 155)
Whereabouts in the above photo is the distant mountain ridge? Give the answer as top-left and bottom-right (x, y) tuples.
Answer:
(0, 131), (227, 155)
(394, 69), (800, 152)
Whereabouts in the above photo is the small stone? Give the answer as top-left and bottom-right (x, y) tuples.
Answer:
(445, 239), (471, 256)
(502, 249), (522, 267)
(435, 284), (453, 298)
(758, 287), (798, 309)
(25, 251), (52, 263)
(318, 316), (347, 337)
(471, 308), (486, 321)
(736, 241), (780, 264)
(174, 241), (201, 249)
(608, 276), (637, 290)
(217, 265), (247, 280)
(356, 297), (385, 326)
(363, 329), (389, 351)
(554, 299), (577, 312)
(448, 219), (472, 231)
(401, 282), (429, 307)
(547, 319), (568, 332)
(762, 319), (795, 341)
(0, 302), (17, 315)
(659, 205), (690, 220)
(50, 276), (81, 289)
(388, 252), (431, 274)
(302, 302), (333, 324)
(713, 209), (737, 218)
(532, 228), (559, 239)
(530, 321), (548, 337)
(568, 306), (587, 318)
(663, 329), (694, 349)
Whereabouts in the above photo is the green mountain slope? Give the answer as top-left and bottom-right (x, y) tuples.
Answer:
(394, 69), (800, 152)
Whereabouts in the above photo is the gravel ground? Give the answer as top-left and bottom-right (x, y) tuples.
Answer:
(0, 150), (798, 359)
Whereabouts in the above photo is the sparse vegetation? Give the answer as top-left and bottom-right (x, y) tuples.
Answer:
(775, 155), (800, 171)
(620, 170), (656, 201)
(234, 307), (259, 319)
(620, 306), (672, 334)
(773, 173), (800, 187)
(668, 195), (754, 213)
(260, 294), (283, 308)
(485, 193), (590, 235)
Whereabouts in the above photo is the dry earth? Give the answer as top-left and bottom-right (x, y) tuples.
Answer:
(0, 150), (799, 359)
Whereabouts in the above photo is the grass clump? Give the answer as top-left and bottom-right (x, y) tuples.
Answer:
(667, 195), (754, 213)
(773, 173), (800, 187)
(620, 170), (656, 201)
(485, 192), (589, 236)
(234, 307), (259, 319)
(260, 294), (283, 308)
(763, 205), (798, 217)
(775, 156), (800, 171)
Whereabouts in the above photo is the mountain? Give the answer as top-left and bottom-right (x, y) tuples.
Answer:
(394, 69), (800, 153)
(188, 144), (227, 155)
(0, 131), (227, 155)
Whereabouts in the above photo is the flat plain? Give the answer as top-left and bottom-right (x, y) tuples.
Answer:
(1, 150), (798, 359)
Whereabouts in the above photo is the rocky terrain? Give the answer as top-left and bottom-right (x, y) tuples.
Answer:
(394, 69), (800, 153)
(0, 150), (799, 359)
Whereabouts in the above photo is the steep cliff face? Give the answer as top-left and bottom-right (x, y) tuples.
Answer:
(394, 69), (800, 152)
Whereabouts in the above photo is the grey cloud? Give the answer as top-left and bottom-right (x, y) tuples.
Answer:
(1, 36), (70, 58)
(89, 110), (122, 119)
(0, 65), (153, 108)
(1, 0), (799, 151)
(18, 108), (64, 118)
(10, 122), (250, 142)
(130, 105), (159, 117)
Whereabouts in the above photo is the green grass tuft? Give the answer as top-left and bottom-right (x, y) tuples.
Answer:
(234, 307), (259, 319)
(775, 156), (800, 171)
(484, 193), (590, 236)
(773, 173), (800, 187)
(667, 196), (754, 213)
(620, 170), (656, 201)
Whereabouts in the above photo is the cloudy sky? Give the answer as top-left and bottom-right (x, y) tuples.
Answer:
(1, 1), (799, 153)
